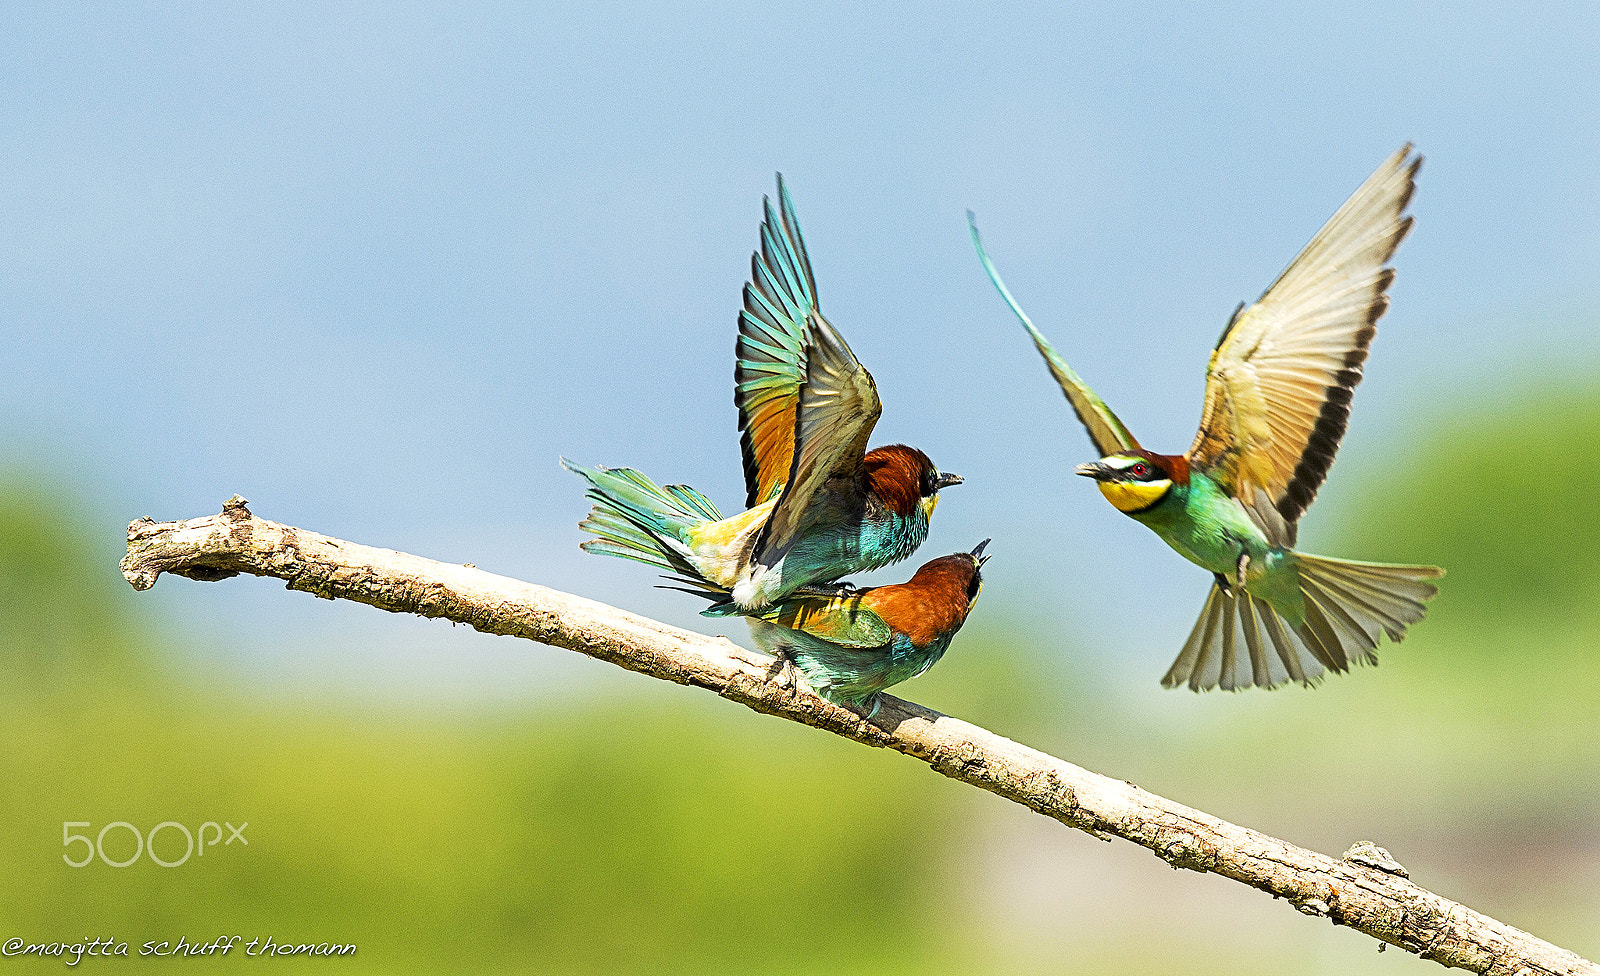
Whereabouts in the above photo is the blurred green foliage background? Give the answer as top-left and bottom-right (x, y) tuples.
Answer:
(6, 2), (1599, 971)
(1, 381), (1596, 974)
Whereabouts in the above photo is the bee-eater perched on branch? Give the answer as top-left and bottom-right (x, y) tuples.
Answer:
(969, 144), (1442, 691)
(566, 175), (961, 610)
(678, 540), (990, 715)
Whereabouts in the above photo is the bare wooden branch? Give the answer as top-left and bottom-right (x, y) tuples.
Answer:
(122, 496), (1596, 976)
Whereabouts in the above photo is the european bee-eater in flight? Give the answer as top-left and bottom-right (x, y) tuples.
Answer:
(730, 540), (990, 715)
(566, 175), (961, 610)
(969, 144), (1442, 691)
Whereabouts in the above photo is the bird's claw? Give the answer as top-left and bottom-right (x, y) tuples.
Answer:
(1217, 553), (1252, 598)
(765, 653), (798, 693)
(846, 694), (883, 720)
(795, 580), (861, 600)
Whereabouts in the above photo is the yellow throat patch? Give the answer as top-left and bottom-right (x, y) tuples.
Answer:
(1096, 479), (1171, 514)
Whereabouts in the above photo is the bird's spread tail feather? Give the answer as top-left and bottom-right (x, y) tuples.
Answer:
(561, 459), (723, 580)
(1164, 553), (1442, 692)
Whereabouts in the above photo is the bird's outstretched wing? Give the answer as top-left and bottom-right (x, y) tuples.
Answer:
(749, 315), (882, 572)
(736, 175), (819, 509)
(756, 591), (893, 649)
(1187, 145), (1420, 539)
(968, 212), (1141, 458)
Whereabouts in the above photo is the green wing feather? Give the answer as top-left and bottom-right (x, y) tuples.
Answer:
(968, 211), (1141, 458)
(736, 176), (819, 509)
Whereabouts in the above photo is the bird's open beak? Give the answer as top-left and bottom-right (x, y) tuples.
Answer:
(970, 538), (992, 566)
(933, 471), (964, 491)
(1075, 461), (1109, 480)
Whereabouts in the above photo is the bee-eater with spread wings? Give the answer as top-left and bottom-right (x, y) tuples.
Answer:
(566, 176), (961, 611)
(968, 145), (1442, 691)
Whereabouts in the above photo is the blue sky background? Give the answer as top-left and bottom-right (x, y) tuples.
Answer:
(3, 1), (1598, 703)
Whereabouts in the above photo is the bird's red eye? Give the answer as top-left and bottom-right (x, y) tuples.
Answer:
(1131, 462), (1151, 478)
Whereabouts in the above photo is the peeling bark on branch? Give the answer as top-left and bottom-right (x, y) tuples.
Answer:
(122, 496), (1596, 976)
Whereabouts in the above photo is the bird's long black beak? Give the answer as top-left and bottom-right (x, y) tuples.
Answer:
(933, 471), (963, 491)
(970, 538), (992, 566)
(1075, 461), (1110, 480)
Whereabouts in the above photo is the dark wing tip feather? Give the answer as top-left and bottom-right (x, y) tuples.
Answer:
(1274, 278), (1392, 523)
(1387, 214), (1416, 262)
(1370, 269), (1398, 309)
(1276, 366), (1360, 523)
(735, 308), (766, 509)
(1394, 149), (1423, 215)
(739, 438), (762, 508)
